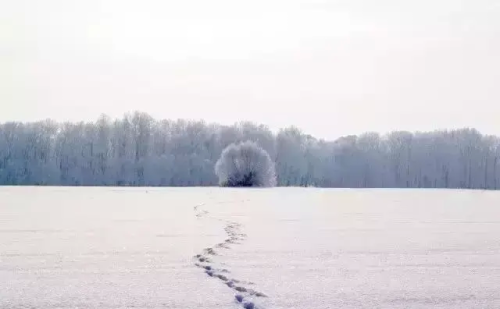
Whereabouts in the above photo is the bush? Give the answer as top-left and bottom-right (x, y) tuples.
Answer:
(215, 141), (276, 187)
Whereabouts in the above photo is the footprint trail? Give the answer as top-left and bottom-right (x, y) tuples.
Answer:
(193, 201), (268, 309)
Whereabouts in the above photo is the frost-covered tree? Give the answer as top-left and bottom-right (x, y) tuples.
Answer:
(2, 112), (500, 189)
(214, 141), (276, 187)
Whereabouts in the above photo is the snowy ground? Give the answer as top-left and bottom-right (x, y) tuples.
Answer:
(1, 187), (500, 309)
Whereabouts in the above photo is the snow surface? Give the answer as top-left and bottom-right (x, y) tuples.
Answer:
(1, 187), (500, 308)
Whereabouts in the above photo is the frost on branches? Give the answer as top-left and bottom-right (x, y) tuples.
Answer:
(215, 141), (277, 187)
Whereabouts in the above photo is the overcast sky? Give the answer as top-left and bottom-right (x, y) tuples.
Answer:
(2, 0), (500, 139)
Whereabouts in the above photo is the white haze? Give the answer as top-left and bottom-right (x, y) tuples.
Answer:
(2, 0), (500, 139)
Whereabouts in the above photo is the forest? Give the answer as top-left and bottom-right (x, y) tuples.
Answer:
(0, 112), (499, 189)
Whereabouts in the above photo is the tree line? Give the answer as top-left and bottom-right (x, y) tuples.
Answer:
(0, 112), (499, 189)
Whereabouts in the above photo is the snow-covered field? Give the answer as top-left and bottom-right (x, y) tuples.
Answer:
(1, 187), (500, 309)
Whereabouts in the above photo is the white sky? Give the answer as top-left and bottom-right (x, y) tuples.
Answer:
(2, 0), (500, 139)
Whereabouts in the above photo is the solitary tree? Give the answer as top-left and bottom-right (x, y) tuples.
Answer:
(215, 141), (277, 187)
